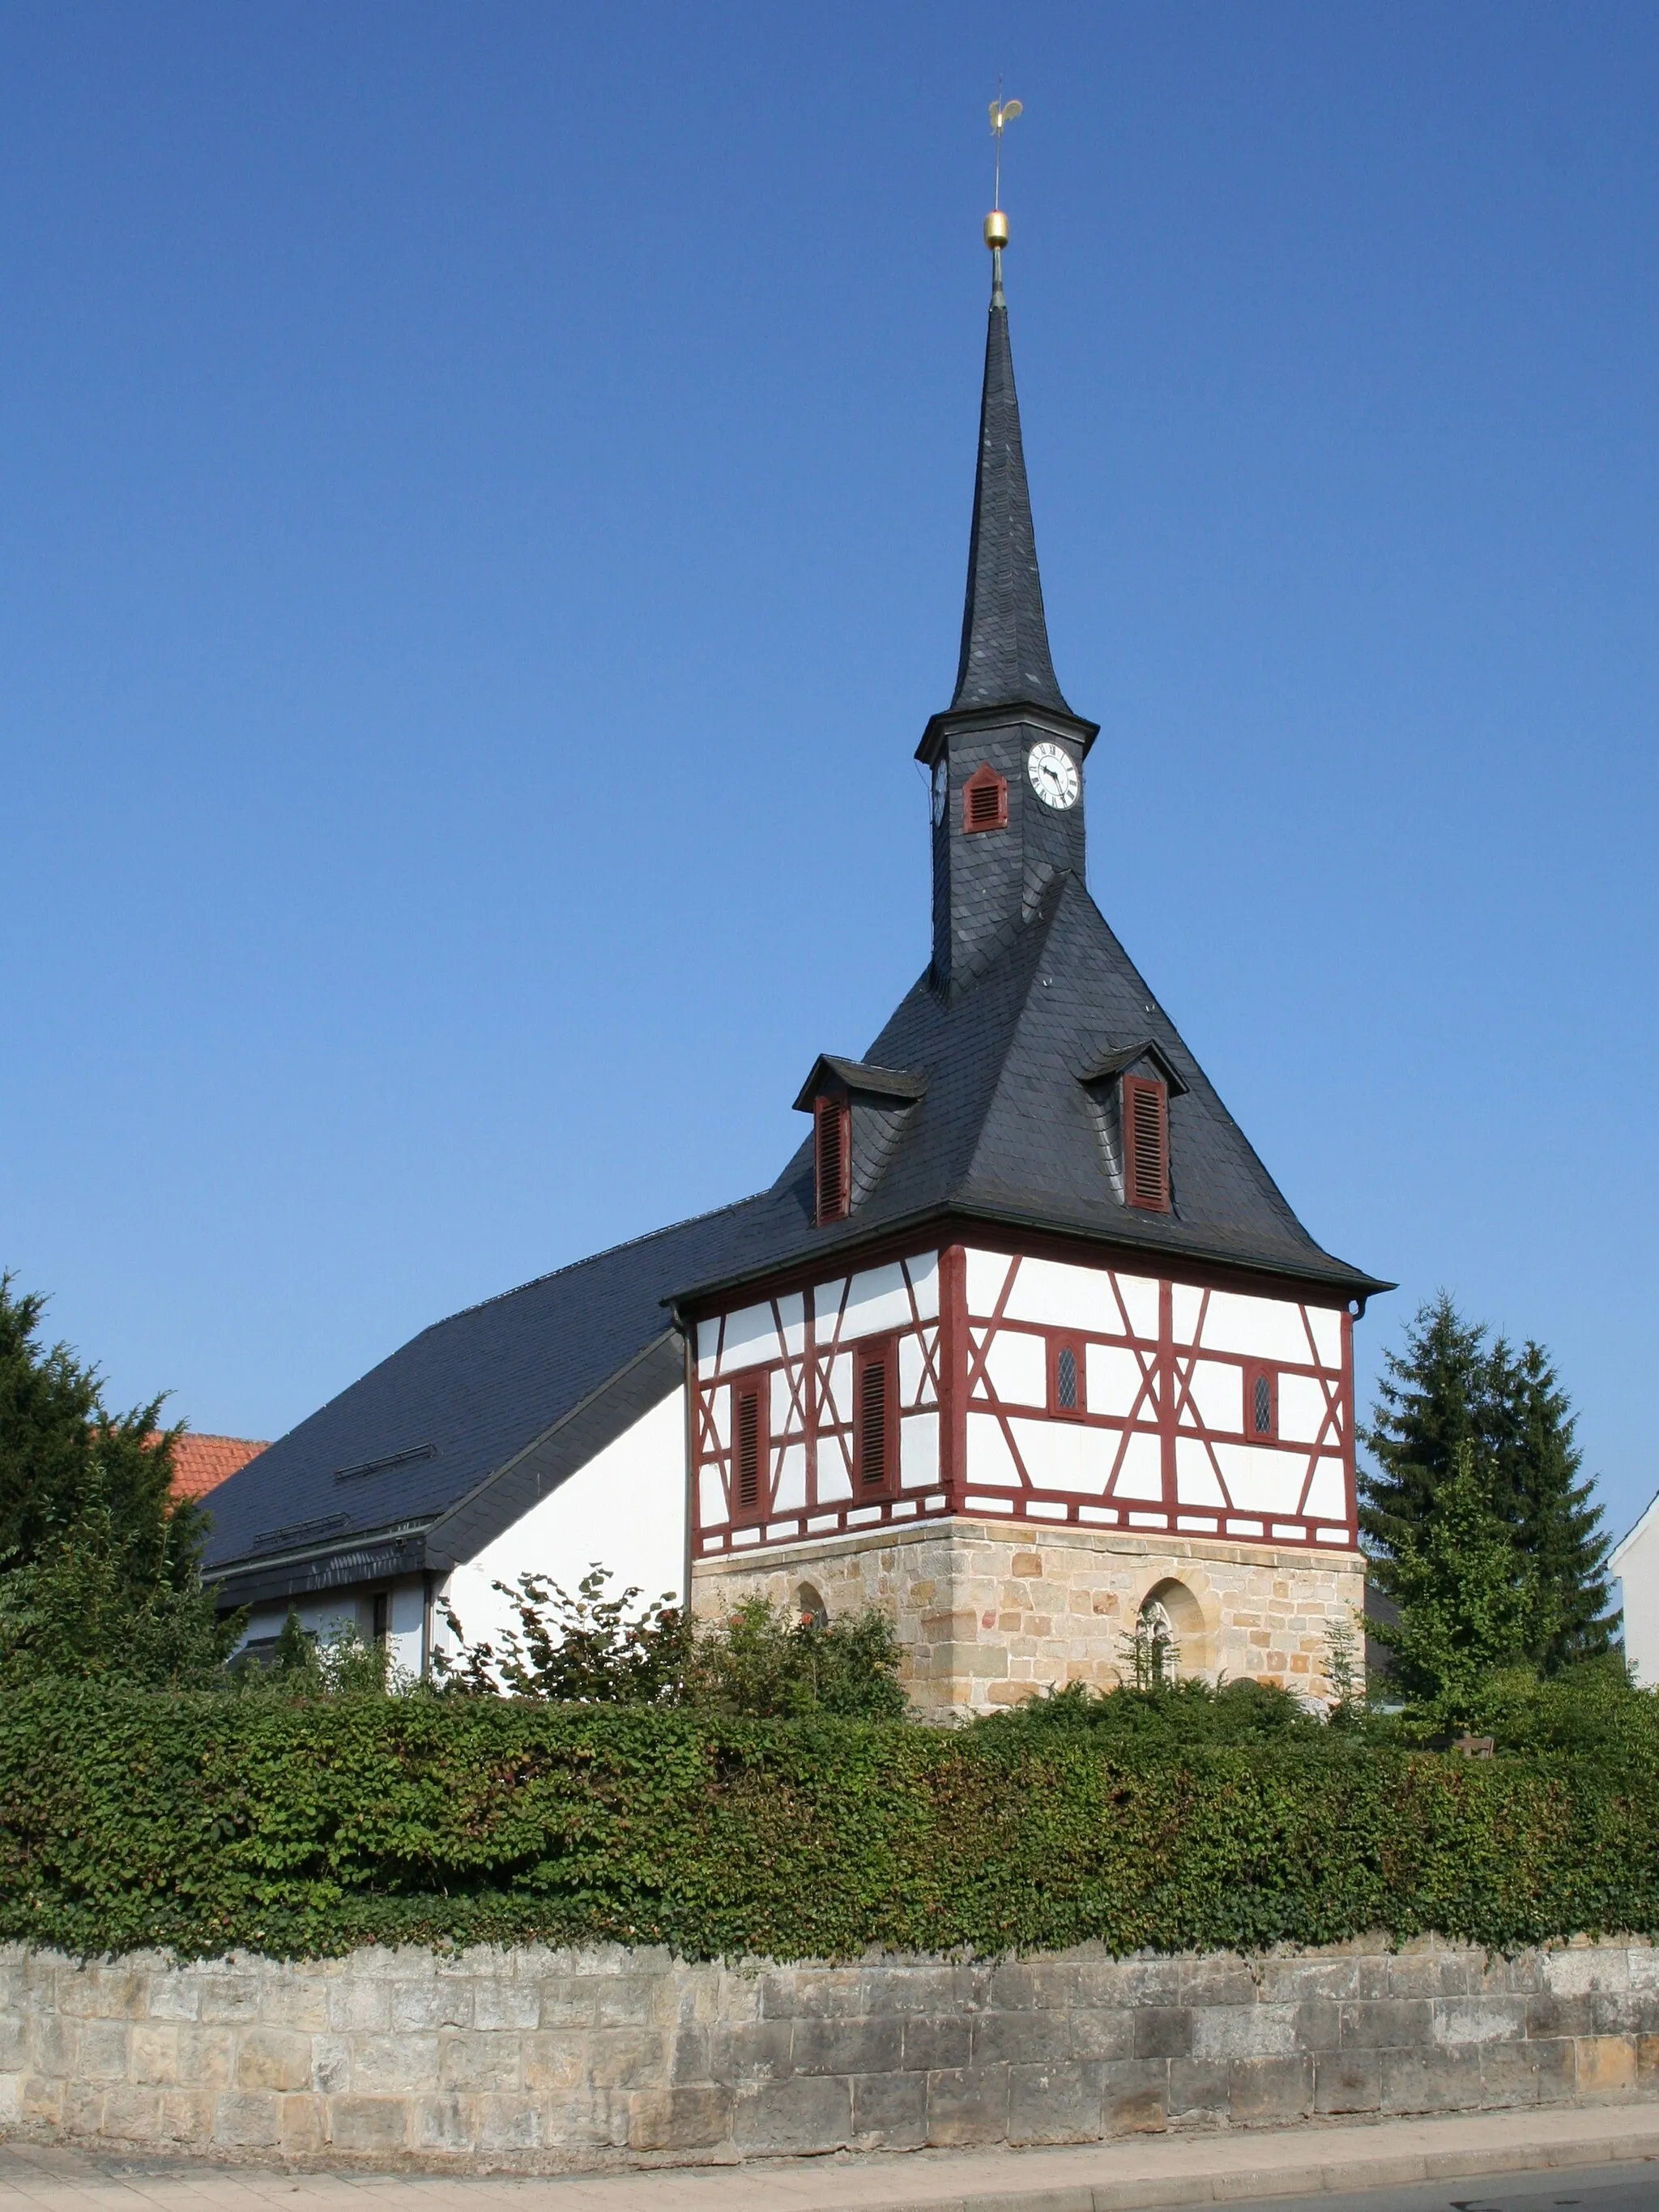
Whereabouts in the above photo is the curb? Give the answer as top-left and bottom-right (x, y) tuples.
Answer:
(850, 2112), (1659, 2212)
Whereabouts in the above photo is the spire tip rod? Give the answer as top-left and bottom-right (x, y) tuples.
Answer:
(985, 93), (1021, 306)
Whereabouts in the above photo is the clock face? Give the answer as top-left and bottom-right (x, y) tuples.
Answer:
(931, 758), (948, 826)
(1027, 741), (1079, 810)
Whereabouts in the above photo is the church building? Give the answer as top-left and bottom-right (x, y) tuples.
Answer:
(203, 209), (1389, 1715)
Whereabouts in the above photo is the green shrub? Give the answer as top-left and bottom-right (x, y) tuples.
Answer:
(2, 1683), (1657, 1964)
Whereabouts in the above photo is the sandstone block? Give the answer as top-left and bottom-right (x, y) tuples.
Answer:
(1381, 2043), (1483, 2112)
(78, 2018), (130, 2081)
(1132, 2006), (1192, 2061)
(476, 2090), (541, 2152)
(212, 2089), (282, 2149)
(903, 2013), (971, 2071)
(1166, 2057), (1228, 2118)
(1007, 2058), (1104, 2145)
(330, 2095), (411, 2153)
(100, 2085), (164, 2142)
(1433, 1996), (1526, 2046)
(852, 2068), (927, 2150)
(586, 2028), (666, 2090)
(351, 2033), (440, 2094)
(522, 2031), (586, 2092)
(390, 1981), (473, 2032)
(237, 2026), (313, 2092)
(1068, 2007), (1135, 2062)
(263, 1979), (330, 2033)
(279, 2093), (326, 2154)
(1100, 2057), (1168, 2133)
(626, 2083), (732, 2151)
(472, 1979), (540, 2032)
(146, 1976), (200, 2022)
(157, 2087), (215, 2143)
(1545, 1946), (1628, 1996)
(759, 1966), (863, 2020)
(791, 2015), (902, 2076)
(412, 2092), (477, 2152)
(1313, 2048), (1380, 2114)
(1341, 1998), (1435, 2049)
(130, 2022), (178, 2085)
(1192, 2002), (1297, 2061)
(711, 2018), (793, 2082)
(0, 2018), (28, 2073)
(328, 1981), (391, 2034)
(1229, 2053), (1313, 2124)
(594, 1977), (658, 2029)
(199, 1977), (261, 2024)
(535, 1979), (599, 2028)
(733, 2071), (851, 2154)
(1530, 2036), (1576, 2103)
(926, 2063), (1010, 2146)
(1575, 2035), (1637, 2095)
(437, 2030), (521, 2092)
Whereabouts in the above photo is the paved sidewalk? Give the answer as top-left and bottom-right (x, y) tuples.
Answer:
(3, 2104), (1659, 2212)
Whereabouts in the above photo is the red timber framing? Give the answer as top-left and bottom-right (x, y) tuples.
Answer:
(687, 1225), (1362, 1562)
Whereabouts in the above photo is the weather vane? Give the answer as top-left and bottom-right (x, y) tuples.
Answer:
(985, 89), (1021, 297)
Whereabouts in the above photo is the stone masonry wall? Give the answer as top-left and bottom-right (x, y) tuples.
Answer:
(693, 1520), (1367, 1720)
(2, 1937), (1653, 2173)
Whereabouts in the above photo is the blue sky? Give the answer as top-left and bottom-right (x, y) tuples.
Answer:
(2, 4), (1655, 1548)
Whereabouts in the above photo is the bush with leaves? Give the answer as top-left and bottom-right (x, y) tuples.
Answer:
(975, 1672), (1323, 1745)
(433, 1568), (905, 1719)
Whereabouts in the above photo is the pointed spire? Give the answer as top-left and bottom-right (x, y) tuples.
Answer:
(950, 253), (1071, 717)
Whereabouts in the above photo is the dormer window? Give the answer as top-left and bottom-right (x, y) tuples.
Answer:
(962, 763), (1008, 834)
(813, 1095), (850, 1224)
(1123, 1074), (1171, 1211)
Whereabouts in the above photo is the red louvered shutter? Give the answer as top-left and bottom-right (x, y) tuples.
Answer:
(814, 1095), (849, 1224)
(1123, 1076), (1171, 1212)
(733, 1380), (766, 1518)
(855, 1341), (894, 1493)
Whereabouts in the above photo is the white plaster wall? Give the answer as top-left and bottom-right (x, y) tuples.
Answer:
(236, 1576), (424, 1678)
(436, 1387), (685, 1664)
(1611, 1493), (1659, 1687)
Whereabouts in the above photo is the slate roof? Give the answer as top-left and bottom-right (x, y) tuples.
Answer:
(200, 1198), (789, 1591)
(951, 293), (1072, 719)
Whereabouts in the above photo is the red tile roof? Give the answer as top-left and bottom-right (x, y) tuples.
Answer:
(166, 1433), (268, 1501)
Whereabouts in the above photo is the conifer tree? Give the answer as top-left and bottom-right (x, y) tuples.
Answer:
(1361, 1294), (1615, 1672)
(0, 1273), (237, 1684)
(1367, 1441), (1544, 1727)
(1489, 1339), (1614, 1668)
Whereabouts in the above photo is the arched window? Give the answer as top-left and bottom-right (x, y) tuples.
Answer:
(796, 1583), (828, 1631)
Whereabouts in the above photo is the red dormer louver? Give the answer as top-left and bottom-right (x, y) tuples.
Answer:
(814, 1095), (849, 1224)
(1123, 1075), (1171, 1212)
(962, 762), (1008, 833)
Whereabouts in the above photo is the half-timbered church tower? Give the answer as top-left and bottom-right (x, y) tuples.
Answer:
(205, 211), (1388, 1714)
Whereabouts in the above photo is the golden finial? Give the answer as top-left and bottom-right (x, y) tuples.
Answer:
(985, 92), (1021, 299)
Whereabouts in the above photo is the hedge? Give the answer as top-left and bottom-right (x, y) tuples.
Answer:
(2, 1684), (1657, 1962)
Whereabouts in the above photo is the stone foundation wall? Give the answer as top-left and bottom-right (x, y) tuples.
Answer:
(693, 1519), (1367, 1719)
(2, 1937), (1653, 2172)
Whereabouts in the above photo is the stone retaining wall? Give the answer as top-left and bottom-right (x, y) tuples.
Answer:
(2, 1937), (1654, 2172)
